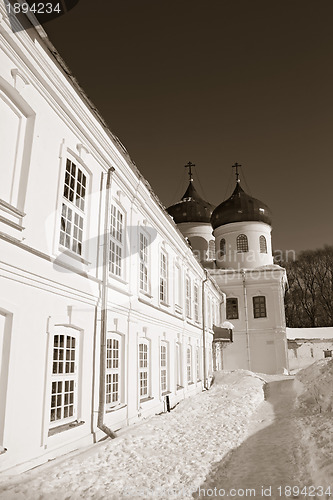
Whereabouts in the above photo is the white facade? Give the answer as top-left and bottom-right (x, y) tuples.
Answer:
(0, 6), (224, 473)
(287, 327), (333, 372)
(209, 266), (288, 374)
(214, 221), (273, 269)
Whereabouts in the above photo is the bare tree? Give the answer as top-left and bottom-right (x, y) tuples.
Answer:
(279, 246), (333, 328)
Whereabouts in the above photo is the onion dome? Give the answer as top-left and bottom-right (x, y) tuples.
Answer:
(211, 182), (272, 230)
(167, 181), (215, 224)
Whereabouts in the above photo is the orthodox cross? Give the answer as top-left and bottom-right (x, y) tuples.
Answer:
(185, 161), (195, 182)
(232, 162), (242, 183)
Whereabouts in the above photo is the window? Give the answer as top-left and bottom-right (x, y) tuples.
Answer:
(196, 347), (200, 381)
(259, 235), (267, 253)
(139, 341), (149, 398)
(207, 296), (211, 329)
(185, 277), (191, 318)
(220, 238), (226, 256)
(175, 264), (182, 308)
(160, 251), (168, 303)
(226, 298), (239, 320)
(237, 234), (248, 253)
(139, 233), (149, 293)
(324, 350), (332, 358)
(208, 240), (215, 260)
(176, 343), (182, 389)
(106, 336), (121, 407)
(194, 284), (199, 322)
(60, 159), (87, 256)
(109, 205), (124, 277)
(160, 342), (168, 393)
(253, 296), (267, 318)
(187, 346), (192, 383)
(50, 332), (78, 426)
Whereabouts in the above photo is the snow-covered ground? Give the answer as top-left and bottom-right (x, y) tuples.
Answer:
(0, 363), (332, 500)
(295, 359), (333, 487)
(0, 371), (264, 500)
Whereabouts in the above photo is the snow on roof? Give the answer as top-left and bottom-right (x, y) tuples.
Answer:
(286, 327), (333, 340)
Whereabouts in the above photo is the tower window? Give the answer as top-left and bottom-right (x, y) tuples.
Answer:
(237, 234), (248, 253)
(253, 296), (267, 318)
(259, 235), (267, 253)
(226, 298), (239, 319)
(220, 238), (226, 256)
(208, 240), (215, 260)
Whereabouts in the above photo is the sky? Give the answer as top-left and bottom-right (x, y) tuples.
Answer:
(43, 0), (333, 253)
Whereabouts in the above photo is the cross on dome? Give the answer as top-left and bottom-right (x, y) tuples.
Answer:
(232, 162), (242, 183)
(185, 161), (195, 182)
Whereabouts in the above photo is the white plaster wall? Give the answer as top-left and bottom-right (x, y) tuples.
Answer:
(214, 221), (273, 269)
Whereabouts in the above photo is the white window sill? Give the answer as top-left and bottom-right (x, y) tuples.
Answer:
(140, 396), (154, 403)
(106, 403), (127, 413)
(57, 246), (91, 266)
(48, 420), (85, 437)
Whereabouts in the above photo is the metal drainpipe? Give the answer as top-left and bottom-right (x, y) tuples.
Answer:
(241, 269), (251, 371)
(202, 270), (209, 389)
(97, 167), (117, 439)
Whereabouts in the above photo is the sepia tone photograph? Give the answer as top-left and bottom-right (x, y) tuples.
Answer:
(0, 0), (332, 498)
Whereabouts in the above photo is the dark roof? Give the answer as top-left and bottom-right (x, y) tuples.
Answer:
(211, 182), (272, 230)
(167, 181), (215, 224)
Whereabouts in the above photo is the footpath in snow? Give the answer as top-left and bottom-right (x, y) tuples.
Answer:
(0, 371), (264, 500)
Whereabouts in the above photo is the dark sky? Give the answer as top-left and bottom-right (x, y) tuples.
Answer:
(44, 0), (333, 253)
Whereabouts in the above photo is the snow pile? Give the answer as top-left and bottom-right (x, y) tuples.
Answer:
(296, 359), (333, 486)
(296, 358), (333, 414)
(0, 371), (264, 500)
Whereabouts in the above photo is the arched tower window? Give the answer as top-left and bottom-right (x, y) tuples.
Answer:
(208, 240), (215, 260)
(220, 238), (226, 256)
(236, 234), (248, 253)
(259, 235), (267, 253)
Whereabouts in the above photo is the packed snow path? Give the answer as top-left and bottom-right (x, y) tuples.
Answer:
(0, 371), (264, 500)
(195, 378), (328, 500)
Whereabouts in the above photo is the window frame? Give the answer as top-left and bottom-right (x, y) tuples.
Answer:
(187, 346), (192, 384)
(185, 276), (191, 318)
(139, 232), (150, 294)
(208, 240), (215, 261)
(176, 342), (182, 389)
(59, 158), (88, 257)
(236, 234), (249, 253)
(109, 204), (125, 278)
(105, 333), (122, 409)
(160, 341), (168, 394)
(159, 250), (168, 304)
(49, 329), (79, 429)
(220, 238), (226, 256)
(253, 296), (267, 318)
(194, 283), (199, 323)
(226, 297), (239, 320)
(259, 235), (267, 253)
(138, 339), (150, 400)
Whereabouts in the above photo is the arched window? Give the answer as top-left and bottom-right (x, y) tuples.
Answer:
(237, 234), (248, 253)
(259, 235), (267, 253)
(208, 240), (215, 260)
(220, 238), (226, 256)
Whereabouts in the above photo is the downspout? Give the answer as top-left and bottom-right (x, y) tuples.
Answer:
(98, 167), (117, 439)
(202, 270), (209, 389)
(241, 269), (251, 371)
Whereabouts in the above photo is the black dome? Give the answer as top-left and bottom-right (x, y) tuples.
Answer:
(167, 181), (215, 224)
(211, 182), (272, 230)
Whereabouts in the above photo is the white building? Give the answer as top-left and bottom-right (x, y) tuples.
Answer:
(0, 4), (288, 474)
(167, 168), (289, 375)
(287, 327), (333, 372)
(0, 6), (223, 473)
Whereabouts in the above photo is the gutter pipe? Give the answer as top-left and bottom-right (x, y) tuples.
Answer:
(202, 270), (209, 389)
(97, 167), (117, 439)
